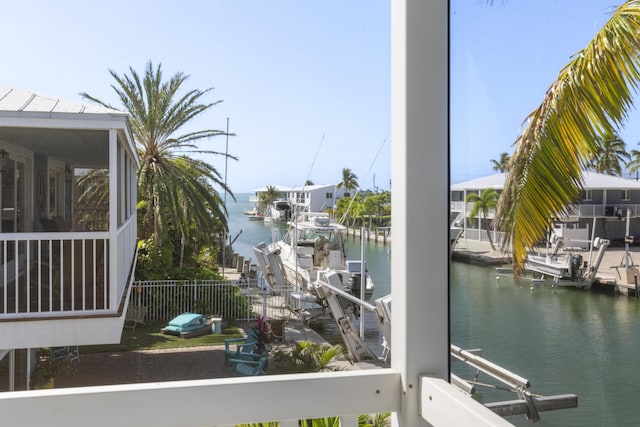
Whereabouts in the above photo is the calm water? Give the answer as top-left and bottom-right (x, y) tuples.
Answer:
(228, 194), (640, 426)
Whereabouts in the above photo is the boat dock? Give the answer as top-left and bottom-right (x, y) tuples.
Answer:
(453, 238), (640, 295)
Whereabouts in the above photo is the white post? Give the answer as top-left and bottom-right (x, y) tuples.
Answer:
(360, 226), (366, 339)
(108, 129), (119, 311)
(392, 0), (448, 426)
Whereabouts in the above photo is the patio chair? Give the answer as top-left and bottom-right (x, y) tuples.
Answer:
(229, 354), (268, 376)
(124, 305), (146, 333)
(223, 325), (272, 364)
(51, 346), (80, 363)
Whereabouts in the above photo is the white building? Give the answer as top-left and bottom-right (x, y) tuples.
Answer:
(451, 171), (640, 244)
(251, 184), (348, 218)
(0, 86), (138, 390)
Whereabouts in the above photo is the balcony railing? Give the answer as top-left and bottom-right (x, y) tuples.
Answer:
(0, 232), (109, 317)
(452, 202), (640, 221)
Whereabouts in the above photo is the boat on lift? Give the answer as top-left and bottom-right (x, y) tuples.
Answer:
(496, 236), (610, 287)
(253, 212), (375, 318)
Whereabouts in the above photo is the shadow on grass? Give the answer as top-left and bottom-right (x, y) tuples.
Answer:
(80, 322), (244, 353)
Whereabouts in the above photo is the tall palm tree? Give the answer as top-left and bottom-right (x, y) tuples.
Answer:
(490, 152), (511, 172)
(81, 61), (234, 246)
(589, 133), (630, 175)
(466, 188), (499, 250)
(494, 1), (640, 271)
(337, 167), (359, 196)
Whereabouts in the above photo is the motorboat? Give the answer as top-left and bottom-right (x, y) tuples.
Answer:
(263, 200), (292, 223)
(244, 209), (265, 221)
(497, 236), (610, 287)
(253, 212), (375, 317)
(450, 226), (463, 249)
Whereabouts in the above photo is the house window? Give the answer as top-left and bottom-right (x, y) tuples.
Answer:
(582, 189), (592, 201)
(326, 192), (333, 199)
(344, 192), (350, 197)
(622, 189), (631, 201)
(49, 169), (57, 217)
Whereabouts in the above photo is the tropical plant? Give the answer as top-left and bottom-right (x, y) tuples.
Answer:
(361, 192), (390, 231)
(494, 1), (640, 271)
(299, 418), (340, 427)
(304, 179), (315, 186)
(30, 348), (77, 389)
(466, 188), (499, 250)
(257, 185), (280, 214)
(337, 167), (359, 196)
(270, 340), (346, 374)
(235, 413), (390, 427)
(358, 413), (391, 427)
(588, 132), (630, 175)
(81, 61), (235, 250)
(490, 152), (511, 172)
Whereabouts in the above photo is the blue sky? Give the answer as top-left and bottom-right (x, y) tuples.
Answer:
(1, 1), (638, 192)
(451, 0), (640, 184)
(0, 1), (390, 193)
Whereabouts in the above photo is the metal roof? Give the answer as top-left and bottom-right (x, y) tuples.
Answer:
(0, 86), (137, 169)
(0, 86), (125, 116)
(451, 171), (640, 191)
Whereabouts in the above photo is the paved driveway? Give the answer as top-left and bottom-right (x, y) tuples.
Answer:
(55, 346), (232, 388)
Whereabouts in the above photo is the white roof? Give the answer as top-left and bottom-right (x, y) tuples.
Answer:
(450, 173), (506, 191)
(451, 171), (640, 191)
(0, 86), (125, 116)
(292, 184), (335, 191)
(252, 184), (336, 193)
(252, 185), (295, 193)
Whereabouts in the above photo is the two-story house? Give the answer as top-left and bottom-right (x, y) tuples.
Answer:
(0, 87), (138, 390)
(451, 171), (640, 245)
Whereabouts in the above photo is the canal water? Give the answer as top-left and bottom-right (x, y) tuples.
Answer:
(228, 193), (640, 426)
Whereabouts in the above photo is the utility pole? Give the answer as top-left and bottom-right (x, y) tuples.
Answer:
(222, 118), (229, 276)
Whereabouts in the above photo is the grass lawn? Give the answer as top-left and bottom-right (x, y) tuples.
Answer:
(79, 322), (245, 353)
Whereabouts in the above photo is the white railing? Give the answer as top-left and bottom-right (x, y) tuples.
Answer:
(0, 232), (109, 317)
(115, 215), (136, 309)
(566, 203), (640, 218)
(131, 279), (262, 322)
(452, 203), (640, 221)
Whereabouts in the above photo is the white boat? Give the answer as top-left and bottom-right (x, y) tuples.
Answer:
(263, 200), (292, 223)
(254, 212), (375, 317)
(497, 236), (610, 287)
(450, 226), (463, 249)
(244, 209), (265, 221)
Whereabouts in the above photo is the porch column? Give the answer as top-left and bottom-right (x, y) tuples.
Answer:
(109, 128), (119, 312)
(391, 0), (448, 426)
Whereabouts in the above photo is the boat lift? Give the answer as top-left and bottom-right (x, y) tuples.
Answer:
(316, 275), (578, 423)
(253, 242), (578, 422)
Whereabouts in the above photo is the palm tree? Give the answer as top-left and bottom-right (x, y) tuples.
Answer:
(494, 1), (640, 271)
(81, 61), (234, 247)
(466, 188), (499, 250)
(257, 185), (280, 215)
(490, 152), (511, 172)
(589, 133), (630, 175)
(626, 149), (640, 177)
(337, 167), (359, 196)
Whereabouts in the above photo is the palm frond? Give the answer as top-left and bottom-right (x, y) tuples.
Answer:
(494, 1), (640, 271)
